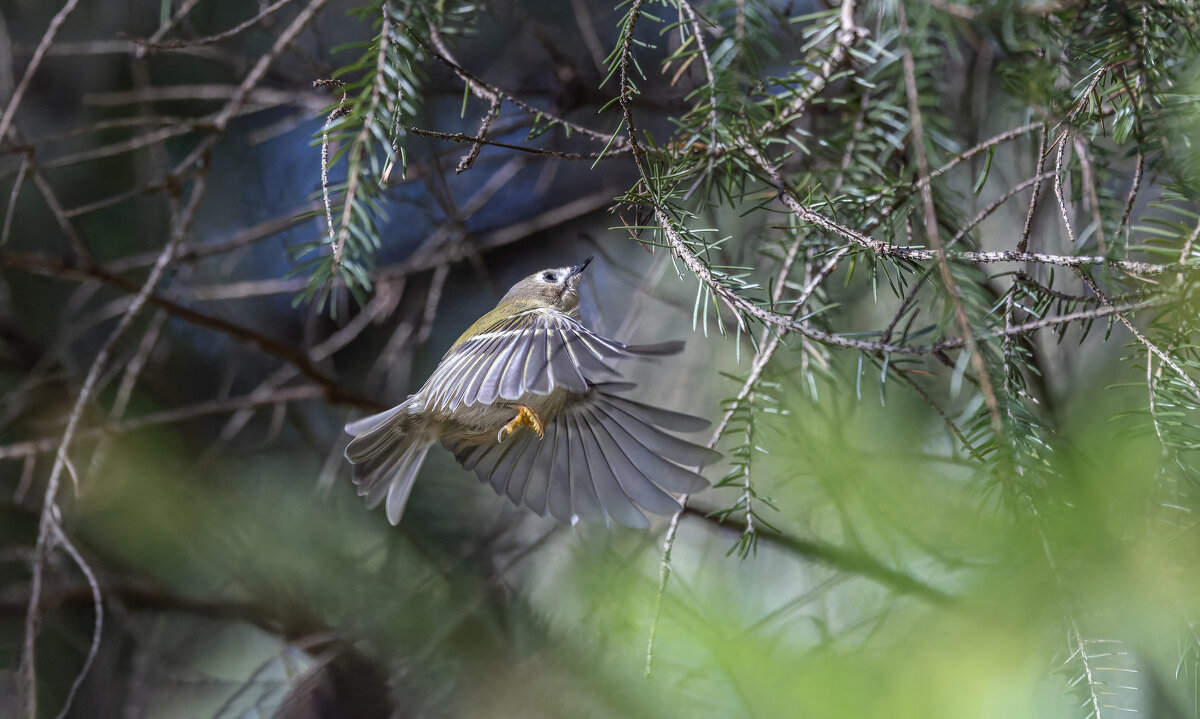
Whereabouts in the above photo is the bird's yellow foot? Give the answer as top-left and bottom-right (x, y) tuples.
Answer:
(497, 404), (544, 443)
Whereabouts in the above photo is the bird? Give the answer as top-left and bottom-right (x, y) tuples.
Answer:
(343, 257), (720, 528)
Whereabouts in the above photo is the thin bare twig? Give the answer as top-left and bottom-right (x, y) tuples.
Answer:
(110, 311), (169, 421)
(134, 0), (296, 50)
(898, 5), (1004, 439)
(316, 79), (348, 257)
(569, 0), (607, 73)
(1115, 69), (1145, 253)
(1119, 151), (1144, 251)
(18, 165), (208, 719)
(862, 122), (1044, 239)
(899, 369), (989, 462)
(1053, 133), (1077, 246)
(881, 266), (936, 344)
(0, 0), (82, 144)
(679, 0), (719, 148)
(83, 84), (324, 110)
(456, 98), (502, 173)
(158, 189), (620, 299)
(48, 522), (103, 719)
(0, 386), (330, 461)
(212, 0), (328, 126)
(29, 158), (90, 263)
(41, 124), (195, 170)
(1179, 218), (1200, 273)
(0, 250), (374, 409)
(60, 166), (205, 219)
(1073, 137), (1106, 253)
(408, 127), (610, 161)
(1018, 123), (1048, 253)
(0, 154), (28, 245)
(139, 0), (206, 54)
(1078, 270), (1200, 402)
(950, 170), (1059, 249)
(169, 0), (331, 178)
(759, 0), (866, 136)
(106, 202), (321, 271)
(413, 27), (623, 147)
(930, 122), (1044, 182)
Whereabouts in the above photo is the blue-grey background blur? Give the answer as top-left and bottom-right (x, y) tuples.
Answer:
(2, 1), (1200, 717)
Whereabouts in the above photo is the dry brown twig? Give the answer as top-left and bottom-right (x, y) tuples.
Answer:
(6, 3), (340, 710)
(897, 3), (1004, 439)
(18, 163), (208, 719)
(0, 0), (82, 144)
(133, 0), (297, 50)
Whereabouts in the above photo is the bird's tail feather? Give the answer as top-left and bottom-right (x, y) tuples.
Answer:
(345, 402), (434, 525)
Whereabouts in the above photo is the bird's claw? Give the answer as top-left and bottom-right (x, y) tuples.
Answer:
(497, 404), (544, 443)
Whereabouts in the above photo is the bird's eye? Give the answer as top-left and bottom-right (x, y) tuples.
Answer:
(542, 272), (556, 282)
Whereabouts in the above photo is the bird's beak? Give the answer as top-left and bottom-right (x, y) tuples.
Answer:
(568, 257), (593, 279)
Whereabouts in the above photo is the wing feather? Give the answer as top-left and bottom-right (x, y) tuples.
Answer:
(505, 430), (545, 504)
(448, 383), (718, 525)
(498, 328), (532, 401)
(525, 328), (552, 394)
(582, 403), (681, 516)
(573, 409), (652, 527)
(564, 413), (608, 524)
(459, 332), (512, 409)
(596, 388), (714, 433)
(422, 309), (678, 413)
(597, 395), (722, 467)
(546, 415), (576, 522)
(458, 443), (490, 471)
(588, 398), (712, 494)
(486, 434), (533, 495)
(524, 421), (562, 516)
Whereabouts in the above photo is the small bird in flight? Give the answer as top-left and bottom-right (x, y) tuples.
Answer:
(344, 257), (719, 528)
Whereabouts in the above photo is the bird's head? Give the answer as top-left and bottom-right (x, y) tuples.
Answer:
(499, 257), (592, 313)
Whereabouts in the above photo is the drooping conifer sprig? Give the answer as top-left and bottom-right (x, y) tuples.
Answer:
(710, 382), (784, 559)
(302, 0), (476, 310)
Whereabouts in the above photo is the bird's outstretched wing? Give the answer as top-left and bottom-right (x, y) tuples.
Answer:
(447, 383), (720, 529)
(420, 308), (682, 413)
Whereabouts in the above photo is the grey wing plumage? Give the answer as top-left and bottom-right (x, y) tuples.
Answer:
(447, 383), (720, 528)
(421, 309), (681, 413)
